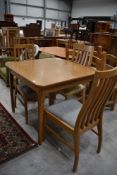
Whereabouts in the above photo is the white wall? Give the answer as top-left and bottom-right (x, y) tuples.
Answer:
(72, 0), (117, 17)
(0, 0), (5, 20)
(14, 17), (44, 29)
(9, 0), (71, 28)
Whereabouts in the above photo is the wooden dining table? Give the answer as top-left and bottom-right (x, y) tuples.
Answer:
(56, 39), (91, 47)
(6, 58), (95, 144)
(40, 46), (66, 59)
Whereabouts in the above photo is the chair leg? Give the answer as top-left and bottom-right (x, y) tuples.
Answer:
(24, 95), (28, 124)
(6, 68), (9, 87)
(82, 88), (86, 104)
(49, 93), (56, 105)
(110, 91), (117, 111)
(14, 87), (17, 108)
(97, 120), (102, 153)
(72, 134), (80, 172)
(43, 111), (47, 140)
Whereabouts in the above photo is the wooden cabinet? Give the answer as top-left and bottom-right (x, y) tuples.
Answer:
(90, 32), (117, 55)
(95, 21), (112, 32)
(90, 33), (111, 51)
(14, 37), (39, 45)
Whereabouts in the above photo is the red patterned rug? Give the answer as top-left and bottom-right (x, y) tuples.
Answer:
(0, 102), (38, 164)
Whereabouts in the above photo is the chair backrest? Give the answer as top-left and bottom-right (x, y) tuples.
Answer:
(72, 43), (94, 66)
(2, 27), (20, 48)
(92, 51), (107, 70)
(65, 40), (88, 60)
(65, 39), (76, 60)
(94, 52), (117, 70)
(105, 54), (117, 69)
(75, 67), (117, 132)
(14, 44), (34, 60)
(94, 45), (103, 58)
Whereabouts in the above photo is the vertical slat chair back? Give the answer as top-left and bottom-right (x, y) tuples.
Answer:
(75, 68), (117, 133)
(65, 39), (76, 60)
(93, 51), (107, 71)
(104, 54), (117, 110)
(14, 44), (34, 60)
(72, 43), (94, 66)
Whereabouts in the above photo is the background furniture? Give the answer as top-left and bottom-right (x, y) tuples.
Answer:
(4, 14), (14, 22)
(40, 46), (66, 59)
(2, 27), (20, 56)
(22, 21), (42, 37)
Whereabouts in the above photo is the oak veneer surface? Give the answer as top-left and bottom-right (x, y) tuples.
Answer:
(6, 58), (95, 87)
(40, 47), (66, 58)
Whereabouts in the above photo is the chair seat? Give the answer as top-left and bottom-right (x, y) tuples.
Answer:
(19, 84), (37, 101)
(39, 52), (55, 59)
(61, 84), (85, 97)
(47, 99), (82, 127)
(0, 67), (7, 80)
(0, 57), (16, 84)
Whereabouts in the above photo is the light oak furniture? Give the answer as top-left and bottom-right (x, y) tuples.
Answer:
(92, 46), (105, 69)
(61, 43), (94, 103)
(92, 50), (117, 110)
(92, 52), (106, 71)
(6, 58), (95, 144)
(65, 39), (76, 60)
(14, 44), (36, 123)
(40, 46), (66, 59)
(0, 44), (35, 86)
(65, 39), (91, 60)
(44, 67), (117, 172)
(14, 44), (34, 60)
(105, 54), (117, 110)
(2, 27), (20, 56)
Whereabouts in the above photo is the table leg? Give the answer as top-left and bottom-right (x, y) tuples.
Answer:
(49, 93), (56, 105)
(9, 73), (15, 112)
(38, 90), (45, 145)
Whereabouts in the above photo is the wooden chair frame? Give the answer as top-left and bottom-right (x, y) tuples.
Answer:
(105, 54), (117, 110)
(44, 67), (117, 172)
(14, 44), (36, 123)
(61, 43), (94, 103)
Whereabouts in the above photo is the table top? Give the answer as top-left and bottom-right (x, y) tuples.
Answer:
(40, 46), (66, 58)
(6, 58), (95, 88)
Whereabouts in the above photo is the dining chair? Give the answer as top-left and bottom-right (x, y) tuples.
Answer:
(104, 53), (117, 110)
(0, 56), (16, 86)
(2, 27), (20, 56)
(65, 39), (86, 60)
(44, 66), (117, 172)
(14, 43), (35, 60)
(92, 50), (106, 71)
(61, 43), (94, 103)
(91, 51), (117, 110)
(14, 44), (37, 123)
(65, 39), (76, 60)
